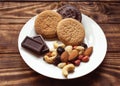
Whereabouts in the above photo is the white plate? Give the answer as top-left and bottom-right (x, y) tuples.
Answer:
(18, 14), (107, 79)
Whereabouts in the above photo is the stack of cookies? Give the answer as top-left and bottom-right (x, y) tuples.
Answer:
(34, 5), (85, 46)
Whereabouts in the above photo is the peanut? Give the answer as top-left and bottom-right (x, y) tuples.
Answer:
(82, 56), (89, 62)
(74, 59), (81, 66)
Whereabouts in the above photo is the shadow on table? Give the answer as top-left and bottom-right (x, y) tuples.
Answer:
(34, 64), (113, 86)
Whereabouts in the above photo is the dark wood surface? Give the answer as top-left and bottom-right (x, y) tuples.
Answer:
(0, 1), (120, 86)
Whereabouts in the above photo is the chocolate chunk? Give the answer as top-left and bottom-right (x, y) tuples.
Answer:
(21, 36), (44, 54)
(57, 5), (82, 22)
(33, 35), (49, 54)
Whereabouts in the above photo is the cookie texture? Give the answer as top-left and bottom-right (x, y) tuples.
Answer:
(57, 18), (85, 46)
(35, 10), (62, 39)
(57, 5), (82, 22)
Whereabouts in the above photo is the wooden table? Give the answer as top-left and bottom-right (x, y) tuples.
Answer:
(0, 1), (120, 86)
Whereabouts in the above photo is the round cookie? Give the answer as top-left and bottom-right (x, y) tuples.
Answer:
(57, 18), (85, 46)
(35, 10), (62, 39)
(57, 5), (82, 22)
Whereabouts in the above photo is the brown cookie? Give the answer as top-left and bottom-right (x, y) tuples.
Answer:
(57, 18), (85, 46)
(34, 10), (62, 39)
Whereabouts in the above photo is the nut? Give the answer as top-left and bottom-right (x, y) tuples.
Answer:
(46, 52), (52, 57)
(79, 50), (84, 55)
(68, 50), (79, 61)
(82, 56), (89, 62)
(74, 46), (84, 55)
(57, 62), (66, 68)
(53, 41), (59, 49)
(62, 64), (75, 77)
(59, 44), (65, 48)
(75, 46), (84, 51)
(65, 45), (72, 54)
(53, 41), (65, 49)
(78, 55), (84, 60)
(50, 48), (56, 52)
(61, 51), (69, 62)
(74, 59), (81, 66)
(84, 47), (93, 56)
(44, 51), (57, 63)
(44, 55), (55, 63)
(51, 51), (57, 56)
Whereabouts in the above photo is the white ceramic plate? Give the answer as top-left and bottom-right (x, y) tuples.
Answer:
(18, 14), (107, 79)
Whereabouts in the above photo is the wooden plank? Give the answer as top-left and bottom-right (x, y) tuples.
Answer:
(0, 53), (120, 69)
(1, 0), (120, 2)
(0, 24), (21, 53)
(0, 53), (119, 86)
(0, 2), (120, 24)
(0, 24), (119, 53)
(100, 24), (120, 52)
(0, 54), (27, 69)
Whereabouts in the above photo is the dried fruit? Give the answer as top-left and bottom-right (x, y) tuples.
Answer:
(53, 55), (61, 66)
(84, 47), (93, 56)
(61, 51), (69, 62)
(80, 43), (88, 49)
(68, 50), (79, 61)
(57, 46), (65, 55)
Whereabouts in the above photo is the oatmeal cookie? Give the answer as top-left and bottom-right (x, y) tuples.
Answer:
(57, 18), (85, 46)
(35, 10), (62, 39)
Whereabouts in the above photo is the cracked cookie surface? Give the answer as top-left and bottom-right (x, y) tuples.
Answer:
(57, 18), (85, 46)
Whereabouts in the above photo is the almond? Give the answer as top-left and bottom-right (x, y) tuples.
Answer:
(61, 51), (69, 62)
(68, 50), (79, 61)
(84, 47), (93, 56)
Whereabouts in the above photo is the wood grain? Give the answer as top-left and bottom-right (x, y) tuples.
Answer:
(0, 1), (120, 86)
(0, 23), (120, 85)
(0, 2), (120, 24)
(1, 0), (120, 2)
(0, 53), (119, 86)
(0, 24), (120, 53)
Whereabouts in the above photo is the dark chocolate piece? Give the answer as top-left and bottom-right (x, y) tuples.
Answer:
(21, 36), (44, 54)
(33, 35), (49, 54)
(57, 5), (82, 22)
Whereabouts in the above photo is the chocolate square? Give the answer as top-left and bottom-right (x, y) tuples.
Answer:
(21, 36), (44, 54)
(33, 35), (49, 54)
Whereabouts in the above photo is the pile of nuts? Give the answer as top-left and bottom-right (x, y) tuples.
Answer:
(43, 41), (93, 77)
